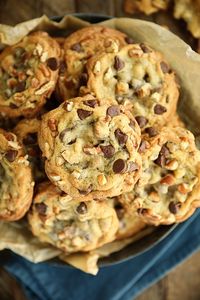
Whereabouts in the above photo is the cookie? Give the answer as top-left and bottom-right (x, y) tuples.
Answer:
(0, 31), (61, 118)
(174, 0), (200, 38)
(0, 129), (34, 220)
(38, 94), (142, 200)
(86, 44), (179, 130)
(119, 126), (200, 225)
(111, 198), (146, 240)
(124, 0), (169, 15)
(56, 26), (129, 101)
(28, 182), (119, 253)
(171, 113), (185, 128)
(14, 118), (46, 183)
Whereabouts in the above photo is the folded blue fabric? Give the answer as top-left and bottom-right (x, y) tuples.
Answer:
(3, 209), (200, 300)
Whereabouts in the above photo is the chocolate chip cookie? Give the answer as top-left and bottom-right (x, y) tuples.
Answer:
(14, 118), (46, 183)
(56, 26), (129, 101)
(119, 126), (200, 225)
(124, 0), (169, 15)
(0, 31), (61, 118)
(0, 129), (34, 220)
(28, 182), (119, 253)
(38, 94), (142, 200)
(86, 44), (179, 130)
(111, 198), (146, 240)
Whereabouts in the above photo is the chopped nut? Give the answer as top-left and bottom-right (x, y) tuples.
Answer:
(50, 175), (61, 182)
(149, 191), (160, 202)
(158, 184), (168, 194)
(180, 137), (189, 150)
(116, 81), (129, 95)
(35, 81), (55, 95)
(151, 92), (161, 102)
(48, 118), (57, 132)
(56, 156), (65, 166)
(31, 78), (40, 88)
(72, 236), (83, 246)
(178, 183), (189, 194)
(165, 159), (178, 170)
(97, 174), (107, 186)
(136, 83), (151, 98)
(83, 146), (100, 155)
(104, 67), (113, 82)
(128, 46), (143, 57)
(59, 195), (72, 206)
(72, 170), (81, 179)
(160, 174), (175, 185)
(7, 141), (21, 150)
(93, 61), (101, 74)
(34, 43), (43, 56)
(174, 168), (186, 179)
(105, 39), (119, 53)
(63, 101), (73, 112)
(40, 51), (48, 62)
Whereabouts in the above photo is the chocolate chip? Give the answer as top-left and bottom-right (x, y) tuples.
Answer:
(23, 133), (37, 145)
(107, 105), (120, 117)
(83, 99), (98, 108)
(79, 73), (88, 86)
(160, 61), (170, 73)
(35, 203), (47, 216)
(47, 57), (59, 71)
(145, 127), (158, 137)
(71, 43), (83, 52)
(114, 129), (128, 145)
(140, 43), (151, 53)
(168, 201), (181, 214)
(139, 140), (147, 153)
(15, 81), (26, 92)
(135, 116), (148, 128)
(114, 202), (124, 219)
(5, 150), (18, 162)
(77, 109), (93, 120)
(154, 104), (167, 115)
(113, 159), (127, 174)
(100, 145), (115, 158)
(125, 37), (135, 44)
(76, 202), (87, 214)
(160, 144), (170, 157)
(128, 162), (139, 172)
(114, 56), (125, 71)
(59, 61), (66, 74)
(154, 154), (166, 167)
(9, 103), (18, 109)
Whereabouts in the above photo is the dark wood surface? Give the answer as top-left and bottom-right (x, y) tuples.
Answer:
(0, 1), (200, 299)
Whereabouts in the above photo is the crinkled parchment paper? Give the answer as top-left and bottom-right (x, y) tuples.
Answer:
(0, 15), (200, 275)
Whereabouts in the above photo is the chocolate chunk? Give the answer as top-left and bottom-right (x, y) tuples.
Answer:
(114, 129), (128, 145)
(145, 127), (158, 137)
(114, 202), (124, 219)
(9, 103), (18, 109)
(47, 57), (59, 71)
(79, 73), (88, 86)
(160, 144), (170, 157)
(113, 159), (127, 174)
(160, 61), (170, 73)
(139, 140), (147, 153)
(135, 116), (148, 128)
(128, 162), (139, 172)
(154, 104), (167, 115)
(107, 105), (120, 117)
(140, 43), (151, 53)
(125, 37), (135, 44)
(77, 109), (93, 120)
(71, 43), (83, 52)
(76, 202), (88, 214)
(100, 145), (115, 158)
(5, 150), (18, 162)
(59, 61), (66, 74)
(15, 81), (26, 93)
(168, 201), (181, 214)
(35, 203), (47, 216)
(23, 133), (37, 145)
(83, 99), (98, 108)
(114, 56), (125, 71)
(154, 154), (166, 167)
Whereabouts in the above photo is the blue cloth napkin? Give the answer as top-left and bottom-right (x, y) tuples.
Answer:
(2, 209), (200, 300)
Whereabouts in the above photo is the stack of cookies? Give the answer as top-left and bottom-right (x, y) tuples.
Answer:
(0, 25), (200, 255)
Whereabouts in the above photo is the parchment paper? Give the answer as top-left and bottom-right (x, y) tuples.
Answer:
(0, 15), (200, 275)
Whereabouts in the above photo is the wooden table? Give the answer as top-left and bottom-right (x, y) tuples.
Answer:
(0, 0), (200, 299)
